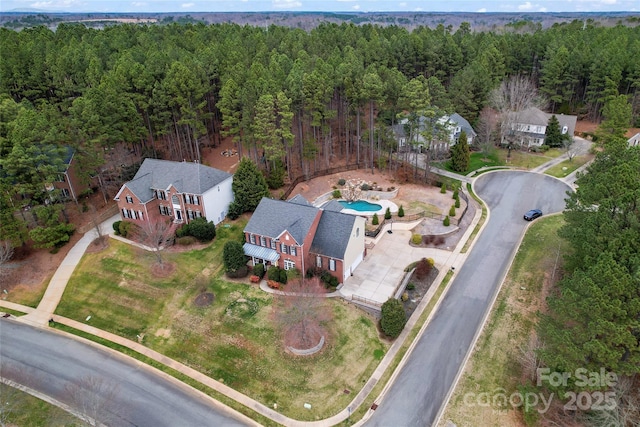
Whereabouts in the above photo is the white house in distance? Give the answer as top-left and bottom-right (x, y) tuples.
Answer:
(114, 158), (233, 226)
(628, 132), (640, 147)
(393, 112), (476, 152)
(509, 107), (577, 147)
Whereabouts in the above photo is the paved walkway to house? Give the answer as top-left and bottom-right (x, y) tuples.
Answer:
(18, 214), (121, 327)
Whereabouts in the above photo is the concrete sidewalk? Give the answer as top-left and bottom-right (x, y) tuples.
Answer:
(1, 184), (484, 426)
(18, 214), (120, 327)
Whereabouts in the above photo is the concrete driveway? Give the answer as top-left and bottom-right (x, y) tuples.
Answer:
(365, 171), (573, 426)
(340, 223), (458, 305)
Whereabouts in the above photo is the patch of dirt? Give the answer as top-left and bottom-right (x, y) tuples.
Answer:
(155, 328), (171, 338)
(150, 261), (176, 278)
(193, 292), (214, 307)
(201, 136), (241, 174)
(85, 236), (110, 254)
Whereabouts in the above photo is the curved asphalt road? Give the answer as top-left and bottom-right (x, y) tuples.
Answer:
(366, 171), (572, 426)
(0, 319), (250, 427)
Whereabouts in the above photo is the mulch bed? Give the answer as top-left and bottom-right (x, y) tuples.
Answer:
(194, 292), (215, 307)
(402, 267), (439, 319)
(150, 261), (176, 278)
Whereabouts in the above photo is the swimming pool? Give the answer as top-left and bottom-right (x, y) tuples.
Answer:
(338, 200), (382, 212)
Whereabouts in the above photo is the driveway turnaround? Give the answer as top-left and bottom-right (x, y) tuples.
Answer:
(340, 223), (457, 304)
(0, 319), (254, 427)
(365, 171), (572, 426)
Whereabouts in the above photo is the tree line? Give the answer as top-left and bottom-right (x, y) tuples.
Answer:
(0, 20), (639, 246)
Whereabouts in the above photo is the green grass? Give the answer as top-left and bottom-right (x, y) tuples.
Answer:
(0, 307), (28, 317)
(437, 147), (563, 175)
(0, 383), (76, 426)
(440, 215), (569, 426)
(497, 147), (562, 169)
(56, 219), (386, 421)
(460, 183), (487, 254)
(544, 154), (592, 178)
(3, 275), (50, 307)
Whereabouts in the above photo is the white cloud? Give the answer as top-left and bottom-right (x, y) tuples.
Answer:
(132, 2), (148, 6)
(181, 2), (195, 8)
(601, 0), (617, 4)
(477, 7), (487, 12)
(352, 4), (360, 9)
(539, 6), (547, 11)
(399, 1), (407, 6)
(336, 0), (356, 2)
(272, 0), (302, 10)
(518, 1), (533, 10)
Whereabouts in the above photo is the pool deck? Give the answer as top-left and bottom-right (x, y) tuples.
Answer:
(338, 199), (398, 216)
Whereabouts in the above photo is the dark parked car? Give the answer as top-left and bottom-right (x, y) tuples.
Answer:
(524, 209), (543, 221)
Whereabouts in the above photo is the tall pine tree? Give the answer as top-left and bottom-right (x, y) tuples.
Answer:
(229, 157), (270, 217)
(450, 131), (470, 173)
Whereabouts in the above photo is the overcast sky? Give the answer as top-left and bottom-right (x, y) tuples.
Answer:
(1, 0), (638, 13)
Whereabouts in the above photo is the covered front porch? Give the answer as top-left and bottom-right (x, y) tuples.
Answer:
(243, 243), (280, 266)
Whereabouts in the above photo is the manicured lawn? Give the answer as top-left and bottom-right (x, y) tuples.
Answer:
(437, 147), (563, 175)
(496, 148), (561, 169)
(436, 150), (502, 174)
(544, 154), (592, 178)
(440, 215), (569, 426)
(56, 220), (387, 421)
(468, 151), (501, 170)
(4, 275), (50, 308)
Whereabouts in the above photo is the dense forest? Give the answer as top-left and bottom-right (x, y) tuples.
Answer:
(0, 20), (639, 245)
(0, 19), (639, 425)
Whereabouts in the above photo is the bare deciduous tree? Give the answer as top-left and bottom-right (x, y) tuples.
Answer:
(135, 218), (174, 267)
(563, 137), (576, 162)
(475, 107), (499, 158)
(490, 75), (545, 148)
(0, 241), (14, 280)
(272, 277), (332, 350)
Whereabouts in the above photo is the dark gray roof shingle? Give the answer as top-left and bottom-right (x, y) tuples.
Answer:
(323, 200), (345, 212)
(244, 197), (320, 245)
(288, 194), (311, 206)
(311, 210), (355, 260)
(125, 159), (231, 203)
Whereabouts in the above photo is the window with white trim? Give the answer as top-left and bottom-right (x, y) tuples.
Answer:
(260, 236), (266, 247)
(270, 240), (276, 249)
(329, 259), (336, 271)
(316, 256), (322, 268)
(125, 195), (133, 203)
(284, 259), (295, 270)
(138, 210), (143, 220)
(249, 234), (255, 244)
(290, 246), (297, 256)
(281, 243), (288, 254)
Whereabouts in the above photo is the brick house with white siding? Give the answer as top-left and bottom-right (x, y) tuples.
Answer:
(243, 195), (366, 284)
(114, 158), (233, 227)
